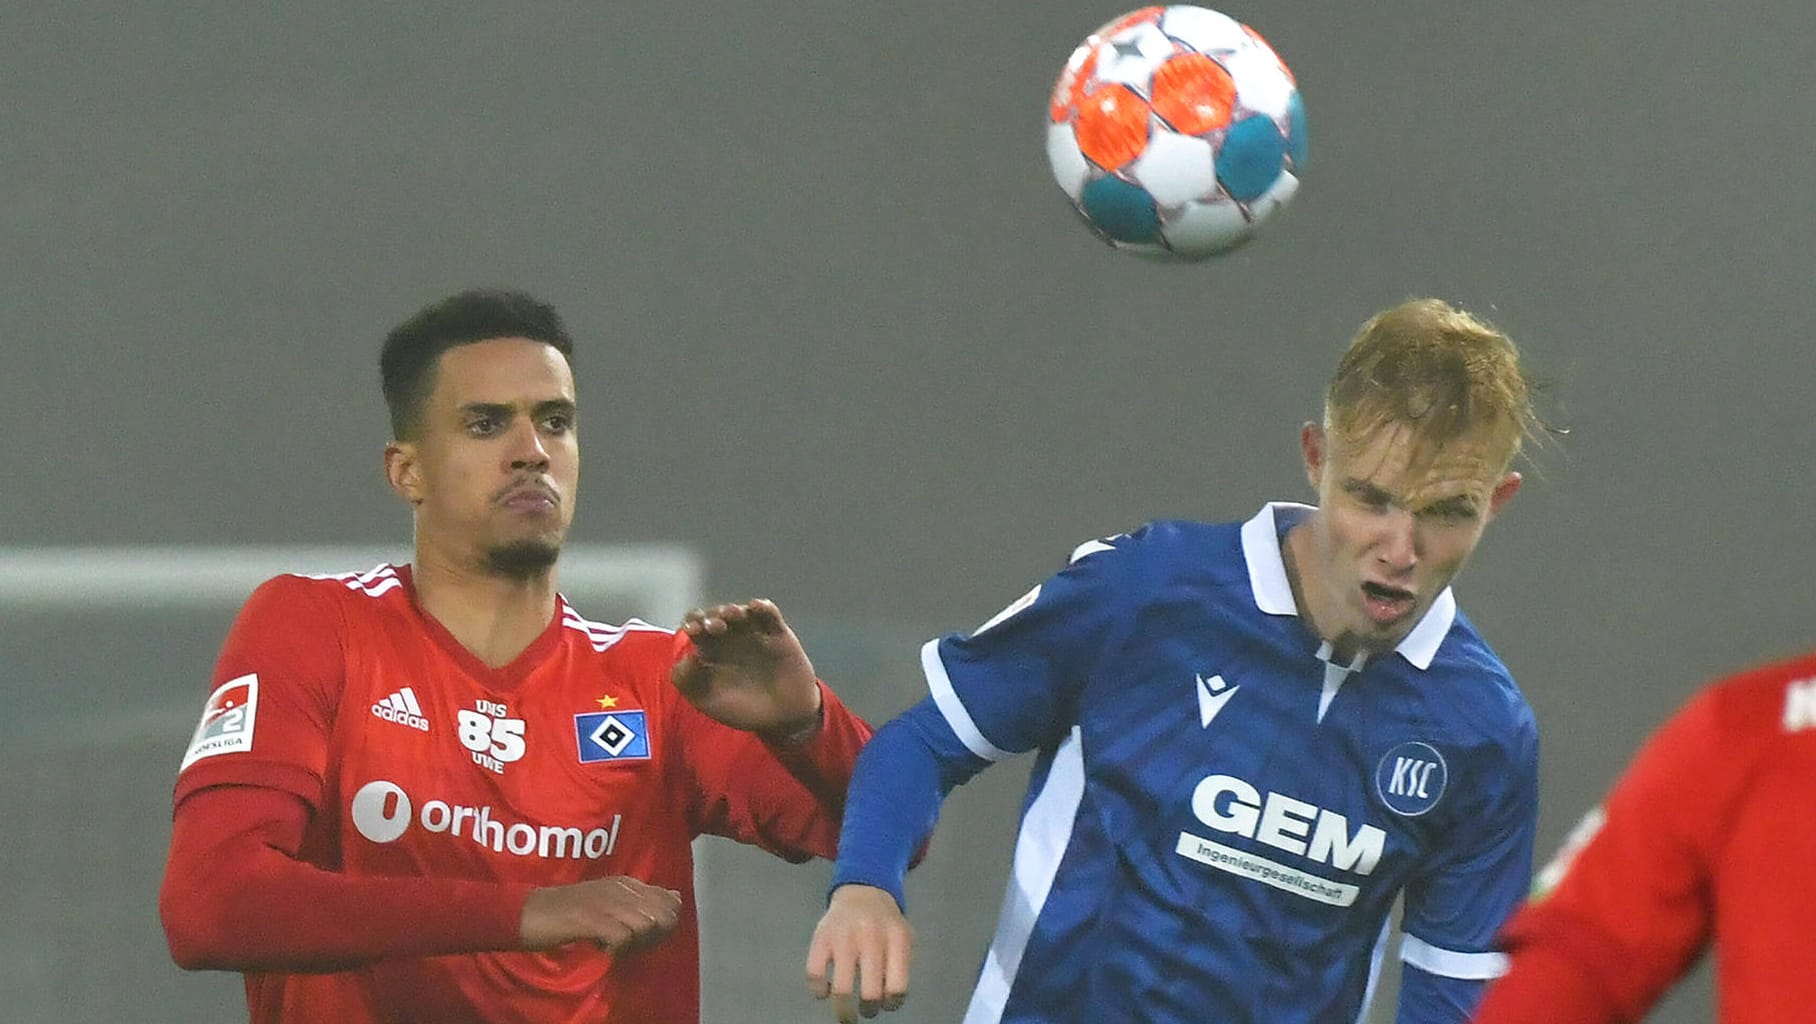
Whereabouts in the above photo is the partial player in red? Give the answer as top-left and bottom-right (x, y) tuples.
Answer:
(1472, 649), (1816, 1024)
(158, 288), (873, 1024)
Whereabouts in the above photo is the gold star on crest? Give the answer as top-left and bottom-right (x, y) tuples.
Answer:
(594, 694), (619, 709)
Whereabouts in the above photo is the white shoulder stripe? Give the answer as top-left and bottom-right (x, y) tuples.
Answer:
(1068, 538), (1117, 564)
(353, 564), (394, 586)
(560, 607), (669, 652)
(297, 564), (390, 583)
(295, 564), (400, 599)
(922, 638), (1011, 762)
(560, 608), (666, 636)
(1399, 933), (1509, 980)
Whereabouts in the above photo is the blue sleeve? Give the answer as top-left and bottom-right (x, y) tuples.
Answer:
(1394, 966), (1487, 1024)
(923, 536), (1130, 759)
(1395, 713), (1539, 1024)
(830, 533), (1134, 911)
(828, 697), (987, 910)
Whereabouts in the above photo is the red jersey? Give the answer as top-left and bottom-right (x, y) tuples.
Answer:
(170, 564), (869, 1024)
(1476, 650), (1816, 1023)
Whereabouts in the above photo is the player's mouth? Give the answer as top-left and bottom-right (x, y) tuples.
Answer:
(1359, 581), (1416, 626)
(496, 481), (559, 514)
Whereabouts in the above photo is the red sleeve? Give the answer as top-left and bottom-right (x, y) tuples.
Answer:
(760, 681), (873, 812)
(173, 576), (345, 809)
(1469, 943), (1623, 1023)
(1475, 684), (1749, 1022)
(161, 784), (531, 971)
(680, 680), (873, 861)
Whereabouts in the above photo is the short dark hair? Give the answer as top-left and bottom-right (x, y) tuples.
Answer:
(380, 288), (575, 439)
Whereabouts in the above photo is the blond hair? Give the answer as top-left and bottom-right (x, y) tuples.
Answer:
(1325, 298), (1542, 474)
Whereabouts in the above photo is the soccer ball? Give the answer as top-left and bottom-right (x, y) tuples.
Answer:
(1046, 6), (1305, 260)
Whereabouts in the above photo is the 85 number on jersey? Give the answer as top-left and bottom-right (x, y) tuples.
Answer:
(458, 699), (526, 774)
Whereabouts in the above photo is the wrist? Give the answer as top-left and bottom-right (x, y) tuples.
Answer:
(760, 682), (825, 747)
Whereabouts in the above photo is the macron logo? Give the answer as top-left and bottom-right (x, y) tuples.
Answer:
(1197, 674), (1240, 728)
(372, 687), (430, 732)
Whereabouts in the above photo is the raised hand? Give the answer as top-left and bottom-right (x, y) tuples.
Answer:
(806, 884), (913, 1022)
(672, 599), (821, 738)
(519, 875), (682, 954)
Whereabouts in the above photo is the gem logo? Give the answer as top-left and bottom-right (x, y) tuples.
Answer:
(181, 674), (259, 771)
(1375, 741), (1448, 816)
(1189, 773), (1386, 875)
(575, 710), (651, 763)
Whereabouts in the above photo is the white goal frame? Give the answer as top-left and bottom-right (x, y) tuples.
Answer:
(0, 543), (704, 628)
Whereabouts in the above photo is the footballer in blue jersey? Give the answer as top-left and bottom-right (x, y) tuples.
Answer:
(808, 299), (1551, 1024)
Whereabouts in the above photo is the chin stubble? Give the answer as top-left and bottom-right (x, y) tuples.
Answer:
(483, 540), (561, 580)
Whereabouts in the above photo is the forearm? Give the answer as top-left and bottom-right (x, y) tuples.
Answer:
(830, 699), (985, 908)
(761, 680), (872, 813)
(161, 786), (531, 972)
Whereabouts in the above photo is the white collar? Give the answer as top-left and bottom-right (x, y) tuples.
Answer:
(1239, 502), (1456, 671)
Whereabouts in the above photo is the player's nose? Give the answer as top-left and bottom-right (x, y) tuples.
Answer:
(1375, 511), (1417, 572)
(506, 419), (551, 471)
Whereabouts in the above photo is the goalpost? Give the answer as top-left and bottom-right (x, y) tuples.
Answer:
(0, 543), (704, 627)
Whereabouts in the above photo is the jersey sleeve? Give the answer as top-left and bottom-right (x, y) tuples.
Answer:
(172, 575), (346, 810)
(1478, 685), (1742, 1022)
(830, 696), (991, 909)
(921, 534), (1136, 761)
(678, 677), (873, 862)
(1395, 711), (1539, 1024)
(161, 785), (530, 971)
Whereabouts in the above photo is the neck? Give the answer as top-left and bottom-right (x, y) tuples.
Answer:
(1282, 519), (1363, 666)
(411, 542), (559, 669)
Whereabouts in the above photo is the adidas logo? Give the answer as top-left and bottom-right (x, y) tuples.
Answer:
(371, 687), (430, 732)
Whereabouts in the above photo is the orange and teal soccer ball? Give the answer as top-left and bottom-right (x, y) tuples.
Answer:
(1046, 5), (1306, 260)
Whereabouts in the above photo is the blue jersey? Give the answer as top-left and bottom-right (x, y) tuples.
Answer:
(833, 503), (1538, 1024)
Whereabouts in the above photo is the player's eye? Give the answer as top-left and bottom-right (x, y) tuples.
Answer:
(541, 413), (572, 434)
(1422, 504), (1476, 523)
(466, 417), (501, 436)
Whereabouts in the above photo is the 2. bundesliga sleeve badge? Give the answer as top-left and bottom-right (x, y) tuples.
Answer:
(181, 673), (259, 771)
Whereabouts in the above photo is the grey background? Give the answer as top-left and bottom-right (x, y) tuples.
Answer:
(4, 2), (1813, 1021)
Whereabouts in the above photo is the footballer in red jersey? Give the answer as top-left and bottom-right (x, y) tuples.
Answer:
(1472, 650), (1816, 1024)
(159, 288), (872, 1024)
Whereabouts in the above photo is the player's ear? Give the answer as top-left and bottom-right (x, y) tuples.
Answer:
(385, 440), (425, 506)
(1485, 471), (1522, 522)
(1299, 421), (1327, 491)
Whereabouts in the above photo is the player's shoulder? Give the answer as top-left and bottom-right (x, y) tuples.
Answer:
(553, 599), (677, 663)
(1045, 520), (1252, 627)
(1693, 648), (1816, 746)
(1065, 518), (1244, 581)
(1420, 612), (1536, 750)
(240, 563), (408, 619)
